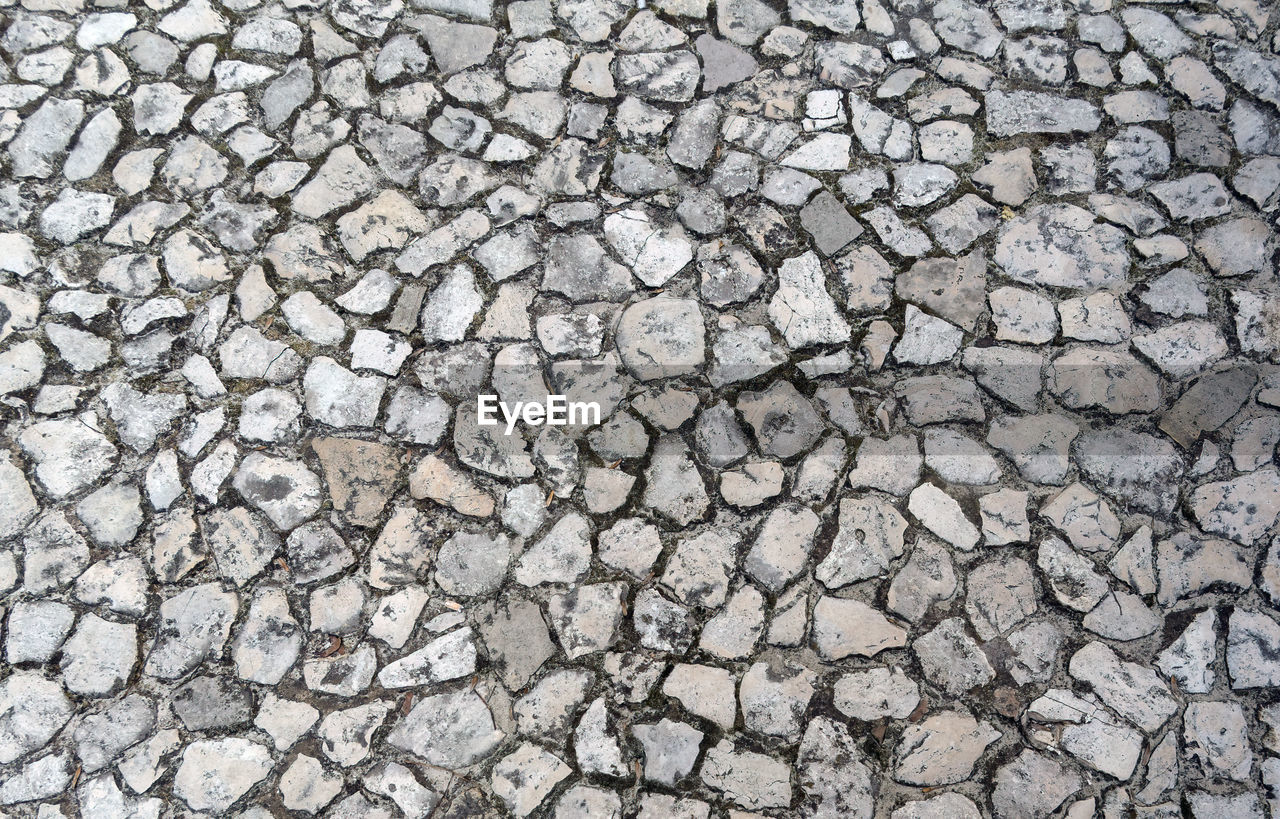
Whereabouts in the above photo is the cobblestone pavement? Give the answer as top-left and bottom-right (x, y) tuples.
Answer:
(3, 0), (1280, 815)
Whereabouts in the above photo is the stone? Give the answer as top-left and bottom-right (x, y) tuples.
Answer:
(233, 453), (321, 530)
(886, 537), (957, 622)
(570, 700), (625, 780)
(996, 204), (1127, 289)
(643, 436), (709, 526)
(172, 675), (252, 732)
(739, 658), (814, 736)
(10, 98), (85, 178)
(145, 583), (238, 679)
(312, 438), (399, 527)
(813, 596), (908, 659)
(1005, 621), (1065, 686)
(598, 518), (663, 578)
(19, 417), (117, 498)
(278, 755), (342, 813)
(387, 687), (504, 767)
(909, 483), (980, 550)
(1038, 536), (1109, 613)
(1157, 533), (1252, 606)
(986, 89), (1100, 135)
(300, 640), (376, 696)
(633, 718), (703, 785)
(21, 512), (89, 594)
(0, 0), (1265, 811)
(0, 673), (72, 764)
(1150, 173), (1234, 222)
(1083, 590), (1161, 641)
(992, 750), (1082, 819)
(1191, 469), (1280, 545)
(233, 588), (301, 684)
(604, 209), (692, 287)
(547, 583), (626, 658)
(768, 251), (851, 348)
(5, 601), (73, 664)
(740, 507), (816, 592)
(615, 52), (700, 102)
(710, 323), (786, 386)
(555, 785), (620, 819)
(173, 739), (272, 813)
(218, 327), (303, 384)
(696, 34), (756, 92)
(816, 496), (908, 588)
(893, 711), (1001, 786)
(893, 794), (982, 819)
(1228, 609), (1280, 689)
(1069, 641), (1177, 731)
(914, 617), (994, 695)
(303, 701), (381, 768)
(718, 0), (778, 44)
(1074, 429), (1183, 516)
(492, 743), (571, 816)
(1182, 701), (1251, 783)
(1040, 482), (1119, 553)
(668, 100), (719, 168)
(776, 132), (849, 171)
(898, 252), (986, 332)
(0, 751), (73, 805)
(833, 667), (920, 721)
(477, 598), (555, 689)
(662, 664), (736, 730)
(60, 614), (136, 696)
(366, 762), (439, 817)
(700, 740), (792, 809)
(661, 529), (738, 608)
(1134, 321), (1228, 378)
(894, 305), (962, 366)
(973, 147), (1036, 205)
(1049, 348), (1160, 414)
(200, 506), (280, 587)
(848, 434), (922, 495)
(799, 191), (862, 256)
(1161, 366), (1257, 447)
(966, 556), (1037, 641)
(303, 358), (386, 428)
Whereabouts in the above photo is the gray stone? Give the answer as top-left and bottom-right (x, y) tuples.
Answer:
(695, 34), (756, 92)
(987, 90), (1099, 135)
(173, 738), (272, 813)
(0, 673), (72, 764)
(145, 583), (238, 679)
(813, 596), (908, 659)
(799, 190), (862, 256)
(700, 740), (791, 809)
(992, 750), (1082, 819)
(1068, 641), (1177, 731)
(893, 711), (1001, 786)
(10, 98), (84, 178)
(1228, 609), (1280, 688)
(769, 251), (851, 348)
(492, 743), (571, 816)
(633, 718), (703, 785)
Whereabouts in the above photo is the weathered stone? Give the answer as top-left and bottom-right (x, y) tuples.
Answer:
(893, 711), (1001, 786)
(1069, 641), (1177, 731)
(0, 673), (72, 764)
(816, 496), (908, 588)
(813, 596), (908, 659)
(995, 205), (1127, 289)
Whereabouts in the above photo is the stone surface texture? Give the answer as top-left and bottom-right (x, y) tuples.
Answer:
(0, 0), (1276, 815)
